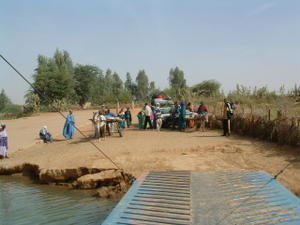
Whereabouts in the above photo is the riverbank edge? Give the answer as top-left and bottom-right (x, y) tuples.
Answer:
(0, 163), (135, 198)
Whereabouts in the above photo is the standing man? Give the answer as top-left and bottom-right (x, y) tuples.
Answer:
(222, 98), (233, 136)
(144, 103), (153, 129)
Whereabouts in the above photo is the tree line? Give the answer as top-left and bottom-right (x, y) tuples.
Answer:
(2, 49), (299, 115)
(22, 49), (222, 112)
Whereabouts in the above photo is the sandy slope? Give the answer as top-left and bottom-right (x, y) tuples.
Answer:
(1, 110), (300, 196)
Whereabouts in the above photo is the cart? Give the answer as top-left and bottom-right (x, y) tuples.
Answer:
(105, 117), (125, 137)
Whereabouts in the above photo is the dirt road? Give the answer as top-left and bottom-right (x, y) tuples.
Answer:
(1, 110), (300, 196)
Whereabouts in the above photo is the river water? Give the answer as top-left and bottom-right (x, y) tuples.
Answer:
(0, 175), (117, 225)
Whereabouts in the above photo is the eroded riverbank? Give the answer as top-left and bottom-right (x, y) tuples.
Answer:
(0, 163), (134, 198)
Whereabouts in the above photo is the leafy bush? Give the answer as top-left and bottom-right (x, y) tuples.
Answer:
(1, 104), (23, 114)
(47, 99), (70, 112)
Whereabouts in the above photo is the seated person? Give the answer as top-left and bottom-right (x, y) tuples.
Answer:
(39, 126), (53, 143)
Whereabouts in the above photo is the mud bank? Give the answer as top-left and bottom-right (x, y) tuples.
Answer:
(0, 163), (135, 198)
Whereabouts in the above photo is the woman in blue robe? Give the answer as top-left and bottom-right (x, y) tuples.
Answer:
(178, 102), (186, 131)
(63, 110), (75, 139)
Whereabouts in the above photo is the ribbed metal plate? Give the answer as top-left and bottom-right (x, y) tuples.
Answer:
(191, 171), (300, 225)
(102, 171), (300, 225)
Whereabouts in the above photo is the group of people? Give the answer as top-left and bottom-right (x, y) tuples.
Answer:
(137, 101), (209, 131)
(0, 99), (234, 159)
(39, 110), (75, 144)
(99, 107), (132, 128)
(137, 103), (163, 130)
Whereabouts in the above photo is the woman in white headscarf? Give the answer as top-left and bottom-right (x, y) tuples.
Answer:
(0, 123), (8, 159)
(39, 125), (53, 143)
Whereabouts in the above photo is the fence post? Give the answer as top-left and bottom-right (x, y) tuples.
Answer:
(277, 110), (282, 120)
(268, 109), (271, 121)
(297, 119), (300, 145)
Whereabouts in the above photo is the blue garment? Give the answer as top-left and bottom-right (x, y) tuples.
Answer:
(179, 105), (186, 129)
(118, 113), (126, 129)
(63, 114), (75, 139)
(154, 107), (162, 118)
(105, 112), (116, 117)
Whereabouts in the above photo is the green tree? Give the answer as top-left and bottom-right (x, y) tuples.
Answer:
(104, 69), (113, 90)
(0, 89), (11, 112)
(125, 72), (137, 98)
(149, 81), (156, 92)
(125, 72), (132, 92)
(32, 49), (75, 109)
(136, 70), (149, 101)
(168, 67), (187, 99)
(24, 91), (40, 113)
(90, 69), (106, 105)
(191, 80), (221, 97)
(74, 64), (99, 106)
(112, 72), (124, 99)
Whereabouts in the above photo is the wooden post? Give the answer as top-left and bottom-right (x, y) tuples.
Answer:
(268, 109), (271, 121)
(297, 119), (300, 144)
(277, 110), (282, 120)
(116, 101), (120, 115)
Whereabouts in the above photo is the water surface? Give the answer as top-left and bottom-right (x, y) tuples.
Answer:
(0, 175), (117, 225)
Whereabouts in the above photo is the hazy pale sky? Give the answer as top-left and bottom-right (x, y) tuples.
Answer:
(1, 0), (300, 104)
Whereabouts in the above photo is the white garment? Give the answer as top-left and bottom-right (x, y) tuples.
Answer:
(145, 105), (152, 116)
(0, 130), (8, 156)
(98, 115), (106, 128)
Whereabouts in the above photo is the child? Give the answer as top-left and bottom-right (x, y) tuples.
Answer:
(124, 107), (132, 128)
(0, 123), (8, 159)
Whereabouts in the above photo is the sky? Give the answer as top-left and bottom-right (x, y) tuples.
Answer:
(1, 0), (300, 104)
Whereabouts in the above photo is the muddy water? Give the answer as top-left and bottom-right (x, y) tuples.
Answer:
(0, 175), (117, 225)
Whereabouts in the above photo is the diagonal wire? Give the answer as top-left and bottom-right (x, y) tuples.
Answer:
(214, 162), (293, 225)
(0, 54), (121, 170)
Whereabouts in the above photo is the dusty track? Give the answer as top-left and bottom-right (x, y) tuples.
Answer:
(1, 109), (300, 196)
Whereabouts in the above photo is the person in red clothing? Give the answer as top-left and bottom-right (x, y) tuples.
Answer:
(196, 102), (209, 131)
(197, 102), (208, 115)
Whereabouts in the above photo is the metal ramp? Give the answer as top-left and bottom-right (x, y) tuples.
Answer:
(102, 171), (300, 225)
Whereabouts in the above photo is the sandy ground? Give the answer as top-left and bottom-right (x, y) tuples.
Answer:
(1, 109), (300, 196)
(1, 109), (98, 153)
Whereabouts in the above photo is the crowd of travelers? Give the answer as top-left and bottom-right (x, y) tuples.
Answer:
(137, 101), (210, 131)
(0, 98), (235, 159)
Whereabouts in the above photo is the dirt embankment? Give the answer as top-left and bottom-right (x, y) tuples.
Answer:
(1, 109), (300, 197)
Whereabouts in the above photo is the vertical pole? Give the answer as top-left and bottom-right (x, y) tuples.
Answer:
(277, 110), (282, 120)
(116, 101), (119, 115)
(297, 119), (300, 145)
(268, 109), (271, 121)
